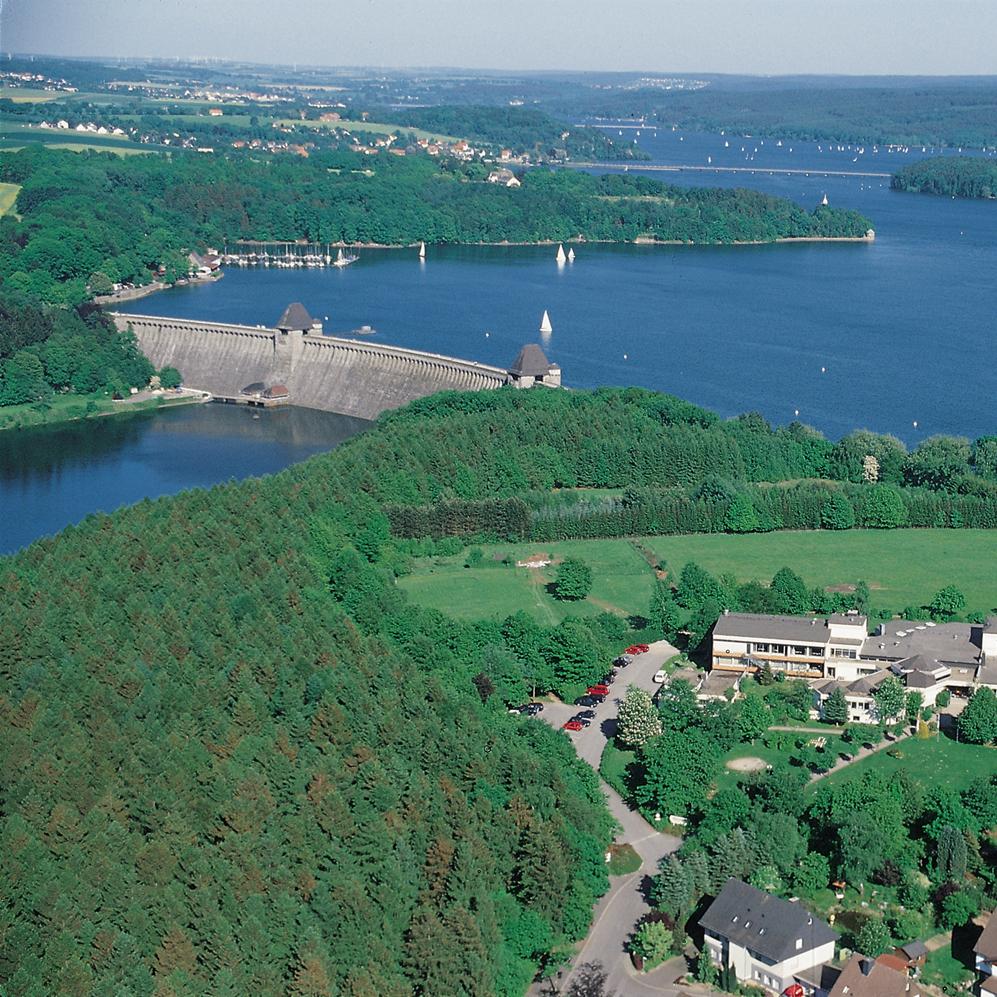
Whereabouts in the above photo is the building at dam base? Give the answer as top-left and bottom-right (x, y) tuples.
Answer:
(113, 303), (561, 421)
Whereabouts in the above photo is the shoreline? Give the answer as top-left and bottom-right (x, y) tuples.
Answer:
(0, 390), (205, 436)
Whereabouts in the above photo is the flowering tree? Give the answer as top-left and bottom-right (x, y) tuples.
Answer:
(617, 684), (662, 748)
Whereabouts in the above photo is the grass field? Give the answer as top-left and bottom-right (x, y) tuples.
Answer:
(0, 392), (197, 433)
(645, 530), (997, 613)
(0, 126), (158, 155)
(398, 539), (656, 625)
(0, 87), (62, 103)
(401, 530), (997, 624)
(820, 735), (995, 794)
(0, 183), (21, 217)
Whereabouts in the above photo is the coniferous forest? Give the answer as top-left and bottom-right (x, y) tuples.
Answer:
(2, 385), (997, 994)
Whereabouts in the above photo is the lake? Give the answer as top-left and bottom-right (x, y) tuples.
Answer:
(117, 129), (997, 445)
(5, 128), (996, 553)
(0, 404), (368, 555)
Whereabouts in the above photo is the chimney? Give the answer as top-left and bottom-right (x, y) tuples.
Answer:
(860, 958), (874, 977)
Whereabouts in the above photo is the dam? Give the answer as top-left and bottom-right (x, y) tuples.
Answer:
(112, 303), (561, 421)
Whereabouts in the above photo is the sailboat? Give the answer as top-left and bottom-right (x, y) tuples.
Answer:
(555, 244), (567, 264)
(418, 241), (426, 260)
(539, 310), (553, 335)
(821, 194), (829, 206)
(333, 247), (359, 268)
(567, 247), (575, 262)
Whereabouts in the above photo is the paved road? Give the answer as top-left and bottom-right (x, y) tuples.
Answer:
(535, 640), (686, 996)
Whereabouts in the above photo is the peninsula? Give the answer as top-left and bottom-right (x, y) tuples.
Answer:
(891, 156), (997, 198)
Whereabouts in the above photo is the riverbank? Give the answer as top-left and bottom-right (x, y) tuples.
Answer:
(92, 272), (222, 307)
(0, 388), (205, 434)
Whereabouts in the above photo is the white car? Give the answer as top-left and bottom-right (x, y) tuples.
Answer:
(652, 670), (667, 684)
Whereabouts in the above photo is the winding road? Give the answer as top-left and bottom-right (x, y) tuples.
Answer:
(535, 640), (688, 996)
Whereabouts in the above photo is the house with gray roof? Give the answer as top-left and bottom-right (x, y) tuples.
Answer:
(699, 879), (837, 994)
(711, 610), (997, 699)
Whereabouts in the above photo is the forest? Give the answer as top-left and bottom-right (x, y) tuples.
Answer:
(0, 145), (872, 307)
(375, 105), (646, 161)
(3, 380), (997, 993)
(644, 84), (997, 148)
(0, 292), (159, 407)
(891, 156), (997, 198)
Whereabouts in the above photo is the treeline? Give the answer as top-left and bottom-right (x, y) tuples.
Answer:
(364, 388), (997, 541)
(0, 146), (872, 306)
(382, 104), (647, 161)
(649, 84), (997, 149)
(892, 156), (997, 198)
(0, 292), (157, 407)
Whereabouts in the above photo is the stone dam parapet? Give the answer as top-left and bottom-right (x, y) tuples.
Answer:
(112, 305), (561, 421)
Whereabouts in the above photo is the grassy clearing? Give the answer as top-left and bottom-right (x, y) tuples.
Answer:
(0, 87), (62, 103)
(0, 126), (157, 154)
(644, 530), (997, 614)
(399, 538), (657, 624)
(0, 183), (21, 217)
(820, 735), (996, 794)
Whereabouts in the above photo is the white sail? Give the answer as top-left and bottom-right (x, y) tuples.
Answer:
(821, 194), (829, 206)
(337, 248), (345, 262)
(419, 241), (426, 258)
(555, 243), (567, 264)
(567, 248), (575, 262)
(539, 310), (553, 334)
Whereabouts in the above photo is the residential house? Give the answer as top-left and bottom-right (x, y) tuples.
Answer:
(827, 953), (921, 997)
(699, 879), (837, 994)
(487, 167), (521, 187)
(976, 913), (997, 997)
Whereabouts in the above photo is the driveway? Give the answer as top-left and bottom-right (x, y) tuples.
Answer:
(536, 640), (685, 996)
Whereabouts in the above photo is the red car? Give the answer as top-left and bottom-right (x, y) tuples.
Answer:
(562, 720), (584, 732)
(625, 643), (650, 655)
(587, 685), (610, 696)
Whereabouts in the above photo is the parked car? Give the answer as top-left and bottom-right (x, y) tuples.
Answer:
(562, 720), (584, 732)
(625, 643), (650, 655)
(652, 670), (667, 684)
(600, 672), (616, 685)
(521, 703), (544, 715)
(587, 684), (610, 696)
(575, 695), (597, 707)
(570, 716), (592, 727)
(574, 709), (596, 720)
(614, 654), (634, 668)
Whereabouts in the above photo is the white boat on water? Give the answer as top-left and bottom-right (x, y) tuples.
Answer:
(539, 310), (553, 334)
(555, 244), (567, 264)
(567, 247), (575, 262)
(418, 241), (426, 259)
(332, 247), (358, 268)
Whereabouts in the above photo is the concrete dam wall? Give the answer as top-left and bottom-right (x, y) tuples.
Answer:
(112, 312), (541, 421)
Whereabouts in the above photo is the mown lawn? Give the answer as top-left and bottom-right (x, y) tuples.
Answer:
(0, 86), (62, 103)
(644, 530), (997, 614)
(820, 735), (996, 794)
(398, 538), (656, 625)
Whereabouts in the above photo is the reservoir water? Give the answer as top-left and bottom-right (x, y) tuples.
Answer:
(0, 404), (368, 555)
(4, 128), (996, 553)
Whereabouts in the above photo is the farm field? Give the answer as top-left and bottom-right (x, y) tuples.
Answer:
(0, 125), (157, 154)
(0, 184), (21, 217)
(644, 529), (997, 614)
(398, 538), (656, 625)
(0, 86), (63, 103)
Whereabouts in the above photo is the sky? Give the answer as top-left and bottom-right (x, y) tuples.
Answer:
(3, 0), (996, 75)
